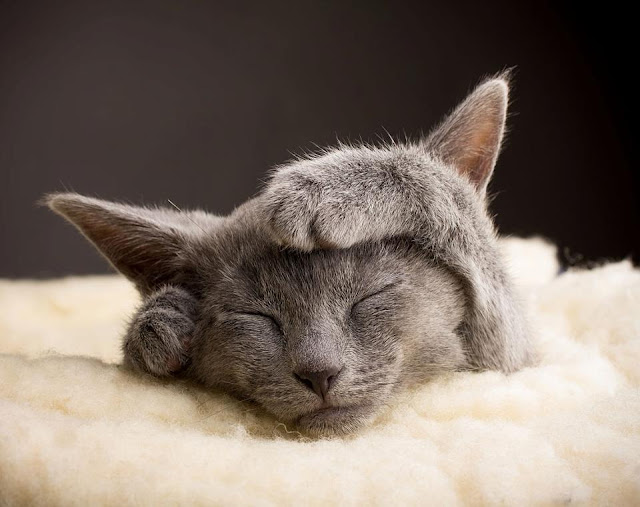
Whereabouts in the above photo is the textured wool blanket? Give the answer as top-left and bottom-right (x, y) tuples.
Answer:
(1, 238), (639, 505)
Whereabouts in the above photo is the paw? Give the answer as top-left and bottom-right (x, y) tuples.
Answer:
(261, 167), (368, 251)
(123, 286), (198, 376)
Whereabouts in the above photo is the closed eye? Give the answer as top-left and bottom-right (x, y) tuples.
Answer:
(236, 311), (283, 334)
(351, 282), (399, 313)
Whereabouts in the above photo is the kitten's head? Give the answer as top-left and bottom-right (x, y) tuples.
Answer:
(46, 73), (519, 435)
(192, 229), (466, 435)
(45, 192), (467, 435)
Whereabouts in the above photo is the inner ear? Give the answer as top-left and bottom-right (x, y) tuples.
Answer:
(423, 74), (510, 195)
(46, 193), (213, 295)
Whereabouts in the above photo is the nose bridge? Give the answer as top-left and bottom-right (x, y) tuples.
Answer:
(288, 319), (343, 373)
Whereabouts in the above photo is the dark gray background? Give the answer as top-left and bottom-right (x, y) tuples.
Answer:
(1, 0), (637, 277)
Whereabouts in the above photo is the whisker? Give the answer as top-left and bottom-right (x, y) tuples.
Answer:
(167, 198), (209, 235)
(273, 422), (308, 440)
(195, 396), (255, 422)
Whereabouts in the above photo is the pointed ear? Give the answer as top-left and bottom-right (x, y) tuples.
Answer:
(45, 193), (214, 294)
(423, 74), (510, 196)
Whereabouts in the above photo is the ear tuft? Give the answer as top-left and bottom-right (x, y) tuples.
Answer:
(423, 73), (511, 196)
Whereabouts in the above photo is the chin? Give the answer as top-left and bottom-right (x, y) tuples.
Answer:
(295, 404), (376, 437)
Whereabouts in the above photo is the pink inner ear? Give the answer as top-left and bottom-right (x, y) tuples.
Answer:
(423, 77), (509, 194)
(458, 124), (502, 189)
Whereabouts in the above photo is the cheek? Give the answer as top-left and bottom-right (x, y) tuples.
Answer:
(349, 297), (446, 380)
(348, 315), (405, 373)
(190, 319), (285, 392)
(399, 303), (467, 376)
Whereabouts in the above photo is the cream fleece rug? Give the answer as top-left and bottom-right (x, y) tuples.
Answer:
(1, 238), (639, 506)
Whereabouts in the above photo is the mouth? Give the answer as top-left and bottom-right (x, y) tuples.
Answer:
(296, 403), (374, 436)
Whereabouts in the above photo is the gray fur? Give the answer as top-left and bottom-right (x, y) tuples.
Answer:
(45, 74), (533, 436)
(123, 286), (198, 376)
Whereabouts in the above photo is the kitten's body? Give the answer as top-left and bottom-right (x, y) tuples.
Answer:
(47, 74), (533, 436)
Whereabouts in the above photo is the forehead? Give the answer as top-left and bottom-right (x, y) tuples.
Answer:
(215, 239), (420, 310)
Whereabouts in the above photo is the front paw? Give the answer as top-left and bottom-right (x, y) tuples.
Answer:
(123, 286), (198, 377)
(261, 167), (368, 251)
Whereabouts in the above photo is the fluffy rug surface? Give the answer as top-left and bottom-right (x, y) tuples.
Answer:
(1, 238), (639, 505)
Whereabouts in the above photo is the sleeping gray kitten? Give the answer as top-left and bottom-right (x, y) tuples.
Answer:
(46, 74), (533, 436)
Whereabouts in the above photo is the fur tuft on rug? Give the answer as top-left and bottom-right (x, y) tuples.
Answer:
(1, 238), (638, 505)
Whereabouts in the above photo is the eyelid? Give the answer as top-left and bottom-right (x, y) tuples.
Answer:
(235, 311), (283, 332)
(353, 282), (399, 307)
